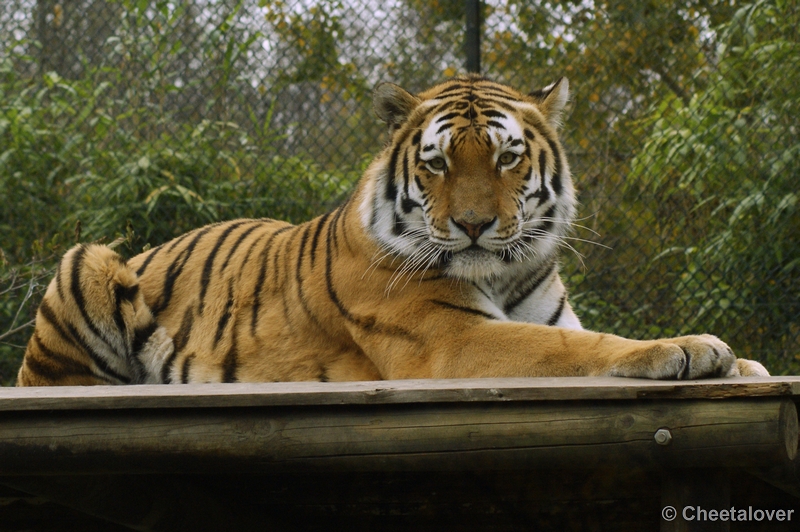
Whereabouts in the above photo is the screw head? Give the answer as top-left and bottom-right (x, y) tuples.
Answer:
(654, 428), (673, 446)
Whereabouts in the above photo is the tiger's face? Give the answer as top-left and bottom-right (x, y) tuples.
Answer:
(362, 75), (576, 282)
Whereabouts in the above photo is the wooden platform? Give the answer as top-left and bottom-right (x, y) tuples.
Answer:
(1, 377), (799, 531)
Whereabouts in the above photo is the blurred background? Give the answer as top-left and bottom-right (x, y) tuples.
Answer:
(1, 0), (798, 384)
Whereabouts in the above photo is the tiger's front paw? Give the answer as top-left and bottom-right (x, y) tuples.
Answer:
(610, 334), (736, 380)
(726, 358), (770, 377)
(660, 335), (736, 379)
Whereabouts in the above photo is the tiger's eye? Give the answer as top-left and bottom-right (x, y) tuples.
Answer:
(498, 152), (517, 166)
(427, 157), (446, 171)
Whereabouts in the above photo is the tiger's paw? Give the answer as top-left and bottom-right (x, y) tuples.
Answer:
(726, 358), (770, 377)
(610, 334), (736, 380)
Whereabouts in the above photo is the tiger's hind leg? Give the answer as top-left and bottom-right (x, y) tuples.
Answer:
(16, 244), (174, 386)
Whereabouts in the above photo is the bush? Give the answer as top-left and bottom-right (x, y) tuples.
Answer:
(624, 0), (800, 374)
(0, 3), (365, 384)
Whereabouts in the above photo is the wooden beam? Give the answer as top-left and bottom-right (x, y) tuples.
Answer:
(0, 398), (795, 475)
(2, 376), (800, 412)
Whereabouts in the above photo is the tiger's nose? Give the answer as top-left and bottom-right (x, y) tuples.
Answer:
(452, 217), (496, 241)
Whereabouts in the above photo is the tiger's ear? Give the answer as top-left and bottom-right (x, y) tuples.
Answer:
(528, 77), (569, 131)
(374, 82), (421, 133)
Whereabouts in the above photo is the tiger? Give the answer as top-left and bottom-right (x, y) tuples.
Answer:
(16, 74), (769, 386)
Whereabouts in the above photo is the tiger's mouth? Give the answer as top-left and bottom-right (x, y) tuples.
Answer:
(440, 241), (524, 264)
(438, 244), (506, 280)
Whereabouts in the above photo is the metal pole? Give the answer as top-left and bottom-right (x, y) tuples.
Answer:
(465, 0), (481, 74)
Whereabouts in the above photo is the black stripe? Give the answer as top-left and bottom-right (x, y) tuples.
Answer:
(213, 280), (236, 350)
(199, 221), (247, 315)
(328, 201), (344, 251)
(286, 227), (328, 331)
(69, 246), (114, 351)
(401, 150), (411, 198)
(385, 144), (401, 202)
(151, 226), (215, 317)
(111, 283), (138, 345)
(28, 333), (100, 381)
(166, 228), (199, 253)
(401, 196), (421, 214)
(251, 226), (294, 335)
(538, 149), (547, 182)
(324, 212), (418, 341)
(546, 138), (563, 195)
(131, 321), (159, 358)
(239, 229), (270, 276)
(472, 87), (519, 100)
(222, 336), (238, 383)
(173, 305), (195, 354)
(310, 212), (332, 267)
(37, 300), (75, 348)
(55, 255), (66, 301)
(430, 300), (497, 320)
(479, 98), (517, 112)
(181, 353), (195, 384)
(296, 223), (312, 276)
(160, 345), (180, 384)
(434, 83), (467, 95)
(271, 229), (293, 288)
(221, 222), (263, 273)
(486, 120), (505, 129)
(135, 243), (164, 277)
(436, 112), (460, 123)
(482, 109), (507, 119)
(435, 122), (452, 135)
(338, 196), (356, 252)
(546, 295), (567, 326)
(294, 224), (325, 327)
(503, 261), (557, 315)
(64, 322), (130, 384)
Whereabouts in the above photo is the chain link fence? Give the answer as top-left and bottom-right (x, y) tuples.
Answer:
(1, 0), (798, 383)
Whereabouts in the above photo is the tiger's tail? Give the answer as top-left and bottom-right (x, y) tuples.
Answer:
(16, 244), (173, 386)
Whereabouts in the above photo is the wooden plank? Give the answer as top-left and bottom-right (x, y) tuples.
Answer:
(1, 376), (800, 411)
(0, 398), (795, 475)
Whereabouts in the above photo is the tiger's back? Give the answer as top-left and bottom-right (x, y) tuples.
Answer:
(125, 216), (385, 384)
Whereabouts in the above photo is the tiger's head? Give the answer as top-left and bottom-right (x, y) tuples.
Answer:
(360, 75), (576, 282)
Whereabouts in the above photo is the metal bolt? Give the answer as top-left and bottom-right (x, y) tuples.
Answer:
(654, 428), (673, 446)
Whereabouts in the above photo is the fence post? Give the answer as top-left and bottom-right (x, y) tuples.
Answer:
(465, 0), (481, 74)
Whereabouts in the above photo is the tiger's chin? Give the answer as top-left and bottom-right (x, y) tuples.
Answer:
(444, 247), (505, 281)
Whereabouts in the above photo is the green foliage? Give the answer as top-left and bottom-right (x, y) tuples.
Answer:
(625, 0), (800, 373)
(0, 0), (364, 382)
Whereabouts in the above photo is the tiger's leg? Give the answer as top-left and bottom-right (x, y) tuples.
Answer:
(352, 309), (755, 380)
(16, 244), (174, 386)
(425, 325), (740, 380)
